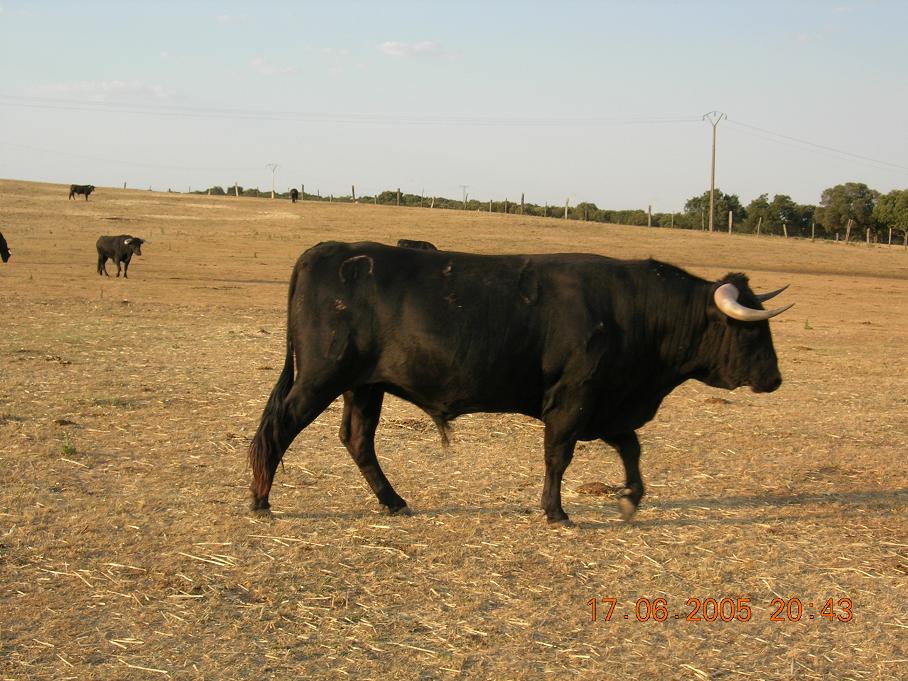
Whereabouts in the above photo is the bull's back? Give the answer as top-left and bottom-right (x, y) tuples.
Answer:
(288, 242), (583, 416)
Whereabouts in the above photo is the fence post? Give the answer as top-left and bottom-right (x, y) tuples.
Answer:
(648, 205), (652, 227)
(811, 222), (815, 241)
(564, 198), (569, 220)
(888, 227), (892, 246)
(728, 210), (733, 234)
(352, 185), (356, 202)
(783, 224), (788, 238)
(397, 188), (400, 206)
(845, 219), (853, 243)
(520, 193), (525, 214)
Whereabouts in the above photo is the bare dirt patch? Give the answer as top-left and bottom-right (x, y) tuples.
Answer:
(1, 179), (907, 679)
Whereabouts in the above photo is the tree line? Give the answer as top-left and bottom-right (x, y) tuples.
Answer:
(195, 181), (908, 242)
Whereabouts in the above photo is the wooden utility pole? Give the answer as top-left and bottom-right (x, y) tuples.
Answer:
(564, 198), (569, 220)
(728, 210), (733, 234)
(888, 227), (893, 246)
(234, 182), (239, 197)
(703, 111), (726, 232)
(845, 219), (853, 243)
(351, 185), (356, 202)
(430, 196), (435, 209)
(866, 228), (871, 245)
(397, 188), (401, 206)
(489, 200), (493, 213)
(811, 222), (815, 241)
(756, 216), (762, 236)
(648, 205), (652, 227)
(301, 184), (304, 199)
(520, 193), (525, 214)
(783, 224), (788, 238)
(266, 163), (279, 198)
(459, 185), (469, 210)
(670, 213), (674, 229)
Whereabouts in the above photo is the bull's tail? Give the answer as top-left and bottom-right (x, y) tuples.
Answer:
(247, 264), (301, 509)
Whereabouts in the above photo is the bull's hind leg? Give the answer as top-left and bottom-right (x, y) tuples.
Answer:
(249, 381), (337, 513)
(603, 432), (644, 520)
(98, 253), (109, 276)
(540, 417), (579, 526)
(339, 386), (410, 515)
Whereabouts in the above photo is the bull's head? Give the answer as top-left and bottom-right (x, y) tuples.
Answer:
(701, 274), (793, 393)
(124, 237), (144, 256)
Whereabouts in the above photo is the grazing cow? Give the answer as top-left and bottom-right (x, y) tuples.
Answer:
(249, 242), (792, 524)
(96, 235), (144, 278)
(396, 239), (438, 251)
(69, 184), (95, 200)
(290, 188), (299, 203)
(0, 232), (9, 263)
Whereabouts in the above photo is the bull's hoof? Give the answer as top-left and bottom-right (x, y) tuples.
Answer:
(382, 504), (413, 517)
(250, 497), (272, 515)
(618, 495), (638, 521)
(546, 514), (574, 528)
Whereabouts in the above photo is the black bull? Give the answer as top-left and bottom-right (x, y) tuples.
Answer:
(249, 241), (791, 524)
(69, 184), (95, 200)
(0, 231), (9, 263)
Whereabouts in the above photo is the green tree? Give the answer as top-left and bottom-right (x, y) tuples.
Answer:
(815, 182), (879, 238)
(873, 188), (908, 240)
(684, 189), (746, 231)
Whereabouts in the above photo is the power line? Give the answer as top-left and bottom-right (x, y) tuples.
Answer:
(726, 119), (908, 173)
(0, 94), (702, 128)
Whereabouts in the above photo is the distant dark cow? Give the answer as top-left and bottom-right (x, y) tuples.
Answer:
(290, 188), (299, 203)
(96, 235), (144, 278)
(69, 184), (95, 200)
(0, 231), (9, 263)
(249, 242), (792, 523)
(396, 239), (438, 251)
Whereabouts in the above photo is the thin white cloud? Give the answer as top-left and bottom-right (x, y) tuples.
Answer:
(29, 80), (174, 100)
(250, 56), (297, 76)
(160, 50), (170, 59)
(794, 32), (812, 43)
(377, 41), (445, 58)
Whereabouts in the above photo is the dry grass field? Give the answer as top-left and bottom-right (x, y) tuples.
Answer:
(1, 178), (907, 680)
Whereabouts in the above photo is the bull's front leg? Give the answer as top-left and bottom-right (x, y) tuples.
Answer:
(602, 432), (644, 520)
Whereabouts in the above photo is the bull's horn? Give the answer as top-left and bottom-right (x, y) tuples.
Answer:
(754, 284), (789, 303)
(714, 283), (794, 322)
(124, 238), (132, 244)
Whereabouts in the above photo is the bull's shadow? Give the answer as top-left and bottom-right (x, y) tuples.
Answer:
(267, 487), (908, 527)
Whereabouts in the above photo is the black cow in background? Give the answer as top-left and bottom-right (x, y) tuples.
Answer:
(290, 188), (299, 203)
(0, 232), (10, 262)
(396, 239), (438, 251)
(248, 241), (793, 523)
(69, 184), (96, 200)
(96, 235), (144, 278)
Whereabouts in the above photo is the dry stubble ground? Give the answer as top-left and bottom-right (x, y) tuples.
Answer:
(0, 179), (907, 680)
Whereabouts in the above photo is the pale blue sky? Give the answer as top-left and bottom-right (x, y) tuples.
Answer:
(2, 1), (906, 211)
